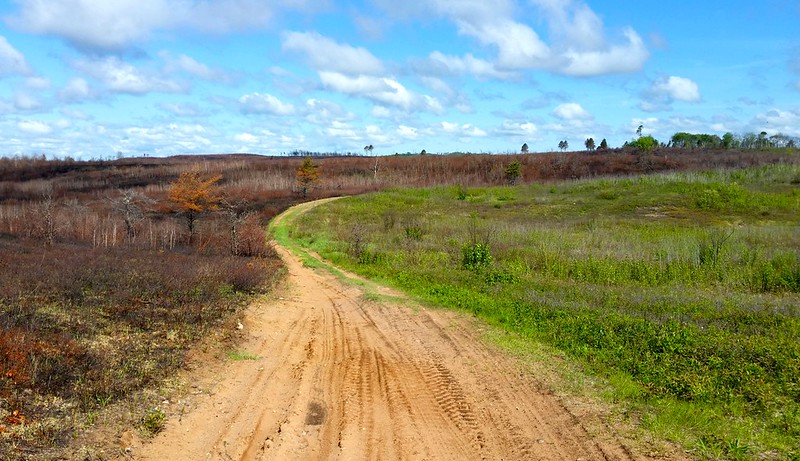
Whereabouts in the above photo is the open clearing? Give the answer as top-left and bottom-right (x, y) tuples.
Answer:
(127, 200), (664, 461)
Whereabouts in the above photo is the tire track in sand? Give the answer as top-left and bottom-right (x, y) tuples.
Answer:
(130, 199), (679, 461)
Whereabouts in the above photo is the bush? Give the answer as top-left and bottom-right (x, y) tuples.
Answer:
(462, 242), (492, 271)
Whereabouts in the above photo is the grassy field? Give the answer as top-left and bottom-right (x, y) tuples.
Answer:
(1, 150), (797, 458)
(287, 164), (800, 460)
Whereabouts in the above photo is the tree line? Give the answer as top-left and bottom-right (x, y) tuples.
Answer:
(540, 131), (799, 155)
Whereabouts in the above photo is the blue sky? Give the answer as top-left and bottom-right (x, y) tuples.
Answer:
(0, 0), (798, 158)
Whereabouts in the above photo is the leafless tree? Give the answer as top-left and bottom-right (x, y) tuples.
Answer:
(113, 190), (152, 243)
(221, 197), (252, 256)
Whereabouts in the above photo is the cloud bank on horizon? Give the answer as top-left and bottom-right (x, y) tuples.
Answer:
(0, 0), (798, 158)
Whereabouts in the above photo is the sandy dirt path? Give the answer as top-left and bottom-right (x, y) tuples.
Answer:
(131, 200), (653, 461)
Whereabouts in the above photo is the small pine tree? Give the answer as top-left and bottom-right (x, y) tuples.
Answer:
(296, 157), (320, 198)
(505, 160), (521, 185)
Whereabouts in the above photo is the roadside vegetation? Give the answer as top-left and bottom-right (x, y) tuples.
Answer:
(287, 163), (800, 460)
(1, 145), (798, 459)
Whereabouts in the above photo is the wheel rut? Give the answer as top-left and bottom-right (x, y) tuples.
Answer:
(128, 200), (679, 461)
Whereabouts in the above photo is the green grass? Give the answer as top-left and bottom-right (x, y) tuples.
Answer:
(281, 164), (800, 460)
(226, 350), (260, 361)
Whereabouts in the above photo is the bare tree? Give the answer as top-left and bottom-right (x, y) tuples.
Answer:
(113, 190), (152, 242)
(221, 197), (252, 256)
(38, 192), (56, 247)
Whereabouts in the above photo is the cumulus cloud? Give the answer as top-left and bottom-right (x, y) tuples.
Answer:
(304, 98), (353, 125)
(640, 75), (701, 112)
(553, 102), (592, 120)
(319, 71), (442, 113)
(426, 52), (512, 79)
(324, 120), (361, 142)
(282, 31), (384, 76)
(559, 28), (649, 76)
(0, 36), (32, 76)
(461, 19), (551, 69)
(6, 0), (287, 51)
(652, 76), (701, 102)
(239, 92), (295, 115)
(159, 102), (205, 117)
(382, 0), (649, 77)
(14, 93), (41, 111)
(753, 109), (800, 136)
(440, 121), (487, 137)
(24, 77), (50, 89)
(58, 78), (93, 102)
(160, 52), (233, 82)
(397, 124), (418, 140)
(121, 123), (212, 152)
(233, 132), (258, 143)
(73, 57), (184, 94)
(18, 119), (52, 134)
(497, 120), (539, 137)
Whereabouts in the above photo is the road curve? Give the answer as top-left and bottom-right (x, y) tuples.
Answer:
(131, 199), (654, 461)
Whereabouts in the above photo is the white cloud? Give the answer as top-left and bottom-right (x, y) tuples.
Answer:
(427, 52), (512, 79)
(0, 36), (31, 76)
(629, 117), (661, 137)
(282, 31), (384, 76)
(234, 132), (258, 143)
(553, 102), (592, 120)
(121, 124), (212, 152)
(319, 72), (387, 94)
(651, 76), (701, 102)
(319, 71), (441, 113)
(559, 28), (649, 76)
(324, 120), (361, 142)
(440, 121), (487, 137)
(60, 108), (91, 120)
(381, 0), (649, 77)
(304, 98), (352, 124)
(753, 109), (800, 137)
(73, 57), (184, 94)
(25, 77), (50, 89)
(371, 106), (392, 118)
(58, 78), (92, 102)
(541, 2), (604, 50)
(498, 120), (539, 137)
(160, 52), (232, 82)
(14, 93), (41, 111)
(460, 18), (551, 70)
(239, 93), (295, 115)
(397, 125), (418, 140)
(18, 119), (52, 134)
(159, 102), (205, 117)
(7, 0), (282, 51)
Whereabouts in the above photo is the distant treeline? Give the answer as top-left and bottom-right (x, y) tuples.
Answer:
(668, 131), (798, 150)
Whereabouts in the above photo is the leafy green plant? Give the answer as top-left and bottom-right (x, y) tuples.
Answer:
(226, 350), (259, 361)
(462, 242), (492, 271)
(140, 408), (166, 436)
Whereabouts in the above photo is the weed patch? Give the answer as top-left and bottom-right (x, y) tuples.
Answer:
(287, 164), (800, 459)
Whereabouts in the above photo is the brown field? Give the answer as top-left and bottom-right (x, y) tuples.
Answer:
(0, 148), (797, 459)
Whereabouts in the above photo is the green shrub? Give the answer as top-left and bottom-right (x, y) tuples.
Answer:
(462, 242), (492, 271)
(140, 408), (166, 436)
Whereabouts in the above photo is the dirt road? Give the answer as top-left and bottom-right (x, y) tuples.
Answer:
(131, 201), (653, 461)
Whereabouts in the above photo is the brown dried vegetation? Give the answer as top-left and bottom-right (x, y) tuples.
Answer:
(0, 148), (797, 458)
